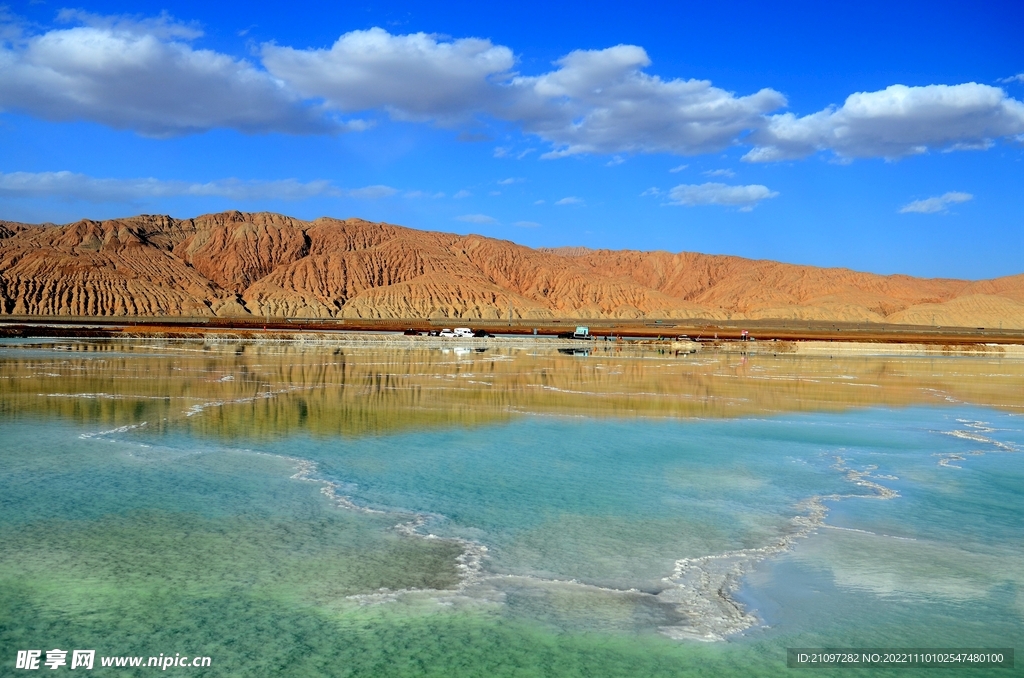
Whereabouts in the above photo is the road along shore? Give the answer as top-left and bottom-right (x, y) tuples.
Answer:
(2, 320), (1023, 357)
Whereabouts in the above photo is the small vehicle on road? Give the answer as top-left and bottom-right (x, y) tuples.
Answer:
(557, 326), (592, 340)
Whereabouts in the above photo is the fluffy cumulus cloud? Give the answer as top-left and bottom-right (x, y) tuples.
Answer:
(261, 37), (786, 155)
(0, 13), (339, 136)
(3, 13), (1024, 161)
(745, 84), (1024, 162)
(668, 182), (778, 211)
(501, 45), (785, 158)
(261, 28), (513, 124)
(0, 170), (397, 202)
(898, 191), (973, 214)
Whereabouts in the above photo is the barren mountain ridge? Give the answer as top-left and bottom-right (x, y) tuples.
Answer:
(1, 211), (1022, 328)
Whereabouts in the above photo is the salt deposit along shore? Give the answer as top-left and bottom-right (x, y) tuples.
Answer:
(700, 338), (1024, 357)
(3, 318), (1024, 357)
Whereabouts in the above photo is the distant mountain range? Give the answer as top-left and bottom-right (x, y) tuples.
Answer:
(1, 211), (1022, 328)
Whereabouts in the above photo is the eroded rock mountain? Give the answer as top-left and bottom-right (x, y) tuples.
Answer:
(1, 211), (1022, 327)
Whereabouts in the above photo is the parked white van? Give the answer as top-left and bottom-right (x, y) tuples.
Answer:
(453, 328), (474, 338)
(438, 329), (456, 337)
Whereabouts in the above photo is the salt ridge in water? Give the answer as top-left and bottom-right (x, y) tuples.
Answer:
(70, 381), (1023, 643)
(230, 443), (902, 642)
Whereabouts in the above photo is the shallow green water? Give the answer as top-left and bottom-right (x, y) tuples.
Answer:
(1, 340), (1021, 676)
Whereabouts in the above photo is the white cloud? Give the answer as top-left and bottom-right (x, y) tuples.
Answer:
(4, 16), (1022, 164)
(347, 185), (398, 199)
(555, 196), (584, 205)
(261, 27), (514, 124)
(668, 182), (778, 211)
(669, 164), (688, 172)
(703, 168), (735, 177)
(456, 213), (497, 224)
(54, 9), (203, 40)
(640, 187), (662, 197)
(494, 146), (535, 159)
(898, 191), (973, 214)
(0, 15), (341, 136)
(999, 74), (1024, 84)
(497, 177), (524, 185)
(745, 83), (1024, 162)
(533, 199), (545, 204)
(263, 34), (787, 157)
(0, 8), (24, 43)
(504, 45), (785, 158)
(606, 155), (625, 166)
(453, 189), (472, 198)
(0, 170), (344, 201)
(404, 190), (446, 198)
(513, 220), (540, 228)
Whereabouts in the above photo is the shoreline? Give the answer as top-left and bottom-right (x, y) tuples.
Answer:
(2, 315), (1023, 346)
(700, 338), (1024, 357)
(3, 328), (1024, 357)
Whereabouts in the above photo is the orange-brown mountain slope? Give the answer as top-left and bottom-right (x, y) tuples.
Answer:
(1, 211), (1022, 328)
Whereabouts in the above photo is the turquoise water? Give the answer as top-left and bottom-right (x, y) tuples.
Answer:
(1, 340), (1021, 675)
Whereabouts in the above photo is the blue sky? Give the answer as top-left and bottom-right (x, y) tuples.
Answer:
(0, 0), (1021, 279)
